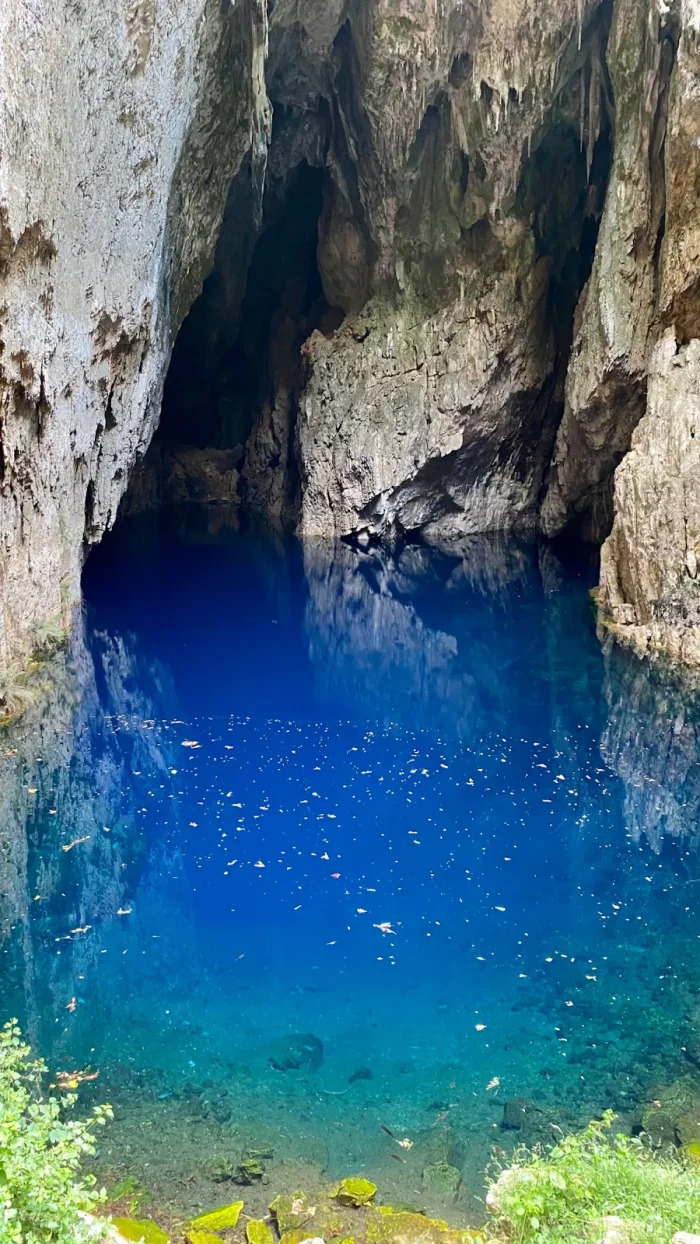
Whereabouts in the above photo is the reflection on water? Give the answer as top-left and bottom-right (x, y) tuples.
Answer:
(2, 517), (700, 1223)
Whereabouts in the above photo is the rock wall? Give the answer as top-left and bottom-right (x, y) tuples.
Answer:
(3, 0), (700, 670)
(293, 0), (611, 542)
(597, 2), (700, 665)
(0, 0), (270, 669)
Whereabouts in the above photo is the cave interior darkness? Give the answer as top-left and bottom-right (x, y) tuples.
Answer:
(118, 57), (615, 547)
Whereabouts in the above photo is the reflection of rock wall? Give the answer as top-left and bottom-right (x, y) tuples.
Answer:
(600, 637), (700, 852)
(0, 613), (176, 1048)
(302, 537), (540, 737)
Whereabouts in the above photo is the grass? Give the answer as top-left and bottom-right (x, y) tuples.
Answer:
(487, 1111), (700, 1243)
(0, 618), (67, 722)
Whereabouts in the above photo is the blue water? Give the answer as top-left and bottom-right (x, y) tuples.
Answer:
(2, 514), (700, 1221)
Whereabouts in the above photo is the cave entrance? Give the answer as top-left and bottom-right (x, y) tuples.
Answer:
(124, 159), (341, 525)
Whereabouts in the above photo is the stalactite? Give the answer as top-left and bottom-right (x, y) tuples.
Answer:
(587, 44), (601, 179)
(579, 63), (586, 153)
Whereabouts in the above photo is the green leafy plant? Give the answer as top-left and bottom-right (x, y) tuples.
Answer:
(487, 1110), (700, 1243)
(0, 1019), (112, 1243)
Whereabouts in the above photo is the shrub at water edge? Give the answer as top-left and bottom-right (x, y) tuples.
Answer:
(0, 1019), (112, 1243)
(487, 1110), (700, 1243)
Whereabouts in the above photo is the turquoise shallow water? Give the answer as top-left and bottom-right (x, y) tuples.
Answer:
(2, 517), (700, 1221)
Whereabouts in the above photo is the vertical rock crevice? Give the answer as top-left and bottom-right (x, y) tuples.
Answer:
(542, 0), (680, 544)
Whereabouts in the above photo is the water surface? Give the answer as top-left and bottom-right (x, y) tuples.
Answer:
(2, 515), (700, 1222)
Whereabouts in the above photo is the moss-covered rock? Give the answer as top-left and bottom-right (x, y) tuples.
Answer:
(203, 1156), (234, 1183)
(641, 1104), (679, 1147)
(421, 1162), (462, 1199)
(246, 1220), (275, 1244)
(270, 1192), (314, 1235)
(279, 1233), (316, 1244)
(411, 1130), (464, 1172)
(236, 1158), (266, 1184)
(186, 1233), (224, 1244)
(189, 1201), (244, 1231)
(367, 1209), (480, 1244)
(112, 1219), (169, 1244)
(378, 1206), (426, 1217)
(676, 1109), (700, 1148)
(331, 1177), (377, 1207)
(108, 1178), (147, 1213)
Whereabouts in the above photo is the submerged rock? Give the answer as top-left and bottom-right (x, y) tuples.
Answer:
(235, 1158), (267, 1184)
(500, 1097), (557, 1144)
(112, 1219), (169, 1244)
(203, 1155), (234, 1183)
(421, 1162), (462, 1200)
(189, 1201), (244, 1231)
(348, 1067), (374, 1084)
(270, 1191), (315, 1235)
(331, 1178), (378, 1208)
(501, 1098), (534, 1130)
(268, 1033), (324, 1073)
(367, 1209), (482, 1244)
(246, 1221), (275, 1244)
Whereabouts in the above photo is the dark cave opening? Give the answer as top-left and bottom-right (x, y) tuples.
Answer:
(123, 158), (342, 520)
(517, 117), (613, 369)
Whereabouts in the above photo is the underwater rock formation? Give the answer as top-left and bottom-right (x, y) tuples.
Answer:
(2, 0), (700, 667)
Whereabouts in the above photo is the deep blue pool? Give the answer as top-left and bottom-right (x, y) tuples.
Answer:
(2, 514), (700, 1221)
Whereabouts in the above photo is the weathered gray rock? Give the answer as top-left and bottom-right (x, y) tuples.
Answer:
(596, 1), (700, 664)
(542, 0), (671, 543)
(0, 0), (270, 668)
(599, 331), (700, 667)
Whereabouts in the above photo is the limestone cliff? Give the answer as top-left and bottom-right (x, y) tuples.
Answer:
(2, 0), (700, 672)
(597, 4), (700, 666)
(0, 0), (270, 669)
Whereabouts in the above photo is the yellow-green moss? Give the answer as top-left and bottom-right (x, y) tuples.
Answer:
(366, 1210), (481, 1244)
(331, 1177), (377, 1207)
(189, 1201), (244, 1231)
(186, 1233), (224, 1244)
(246, 1220), (275, 1244)
(270, 1192), (313, 1234)
(113, 1218), (169, 1244)
(279, 1231), (316, 1244)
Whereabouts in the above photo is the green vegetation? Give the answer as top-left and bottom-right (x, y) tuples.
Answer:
(488, 1110), (700, 1243)
(0, 1019), (112, 1243)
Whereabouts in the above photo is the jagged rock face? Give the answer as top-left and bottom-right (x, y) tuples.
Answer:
(290, 0), (611, 541)
(597, 4), (700, 665)
(151, 0), (612, 541)
(0, 0), (269, 668)
(3, 0), (700, 670)
(542, 0), (675, 543)
(599, 332), (700, 665)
